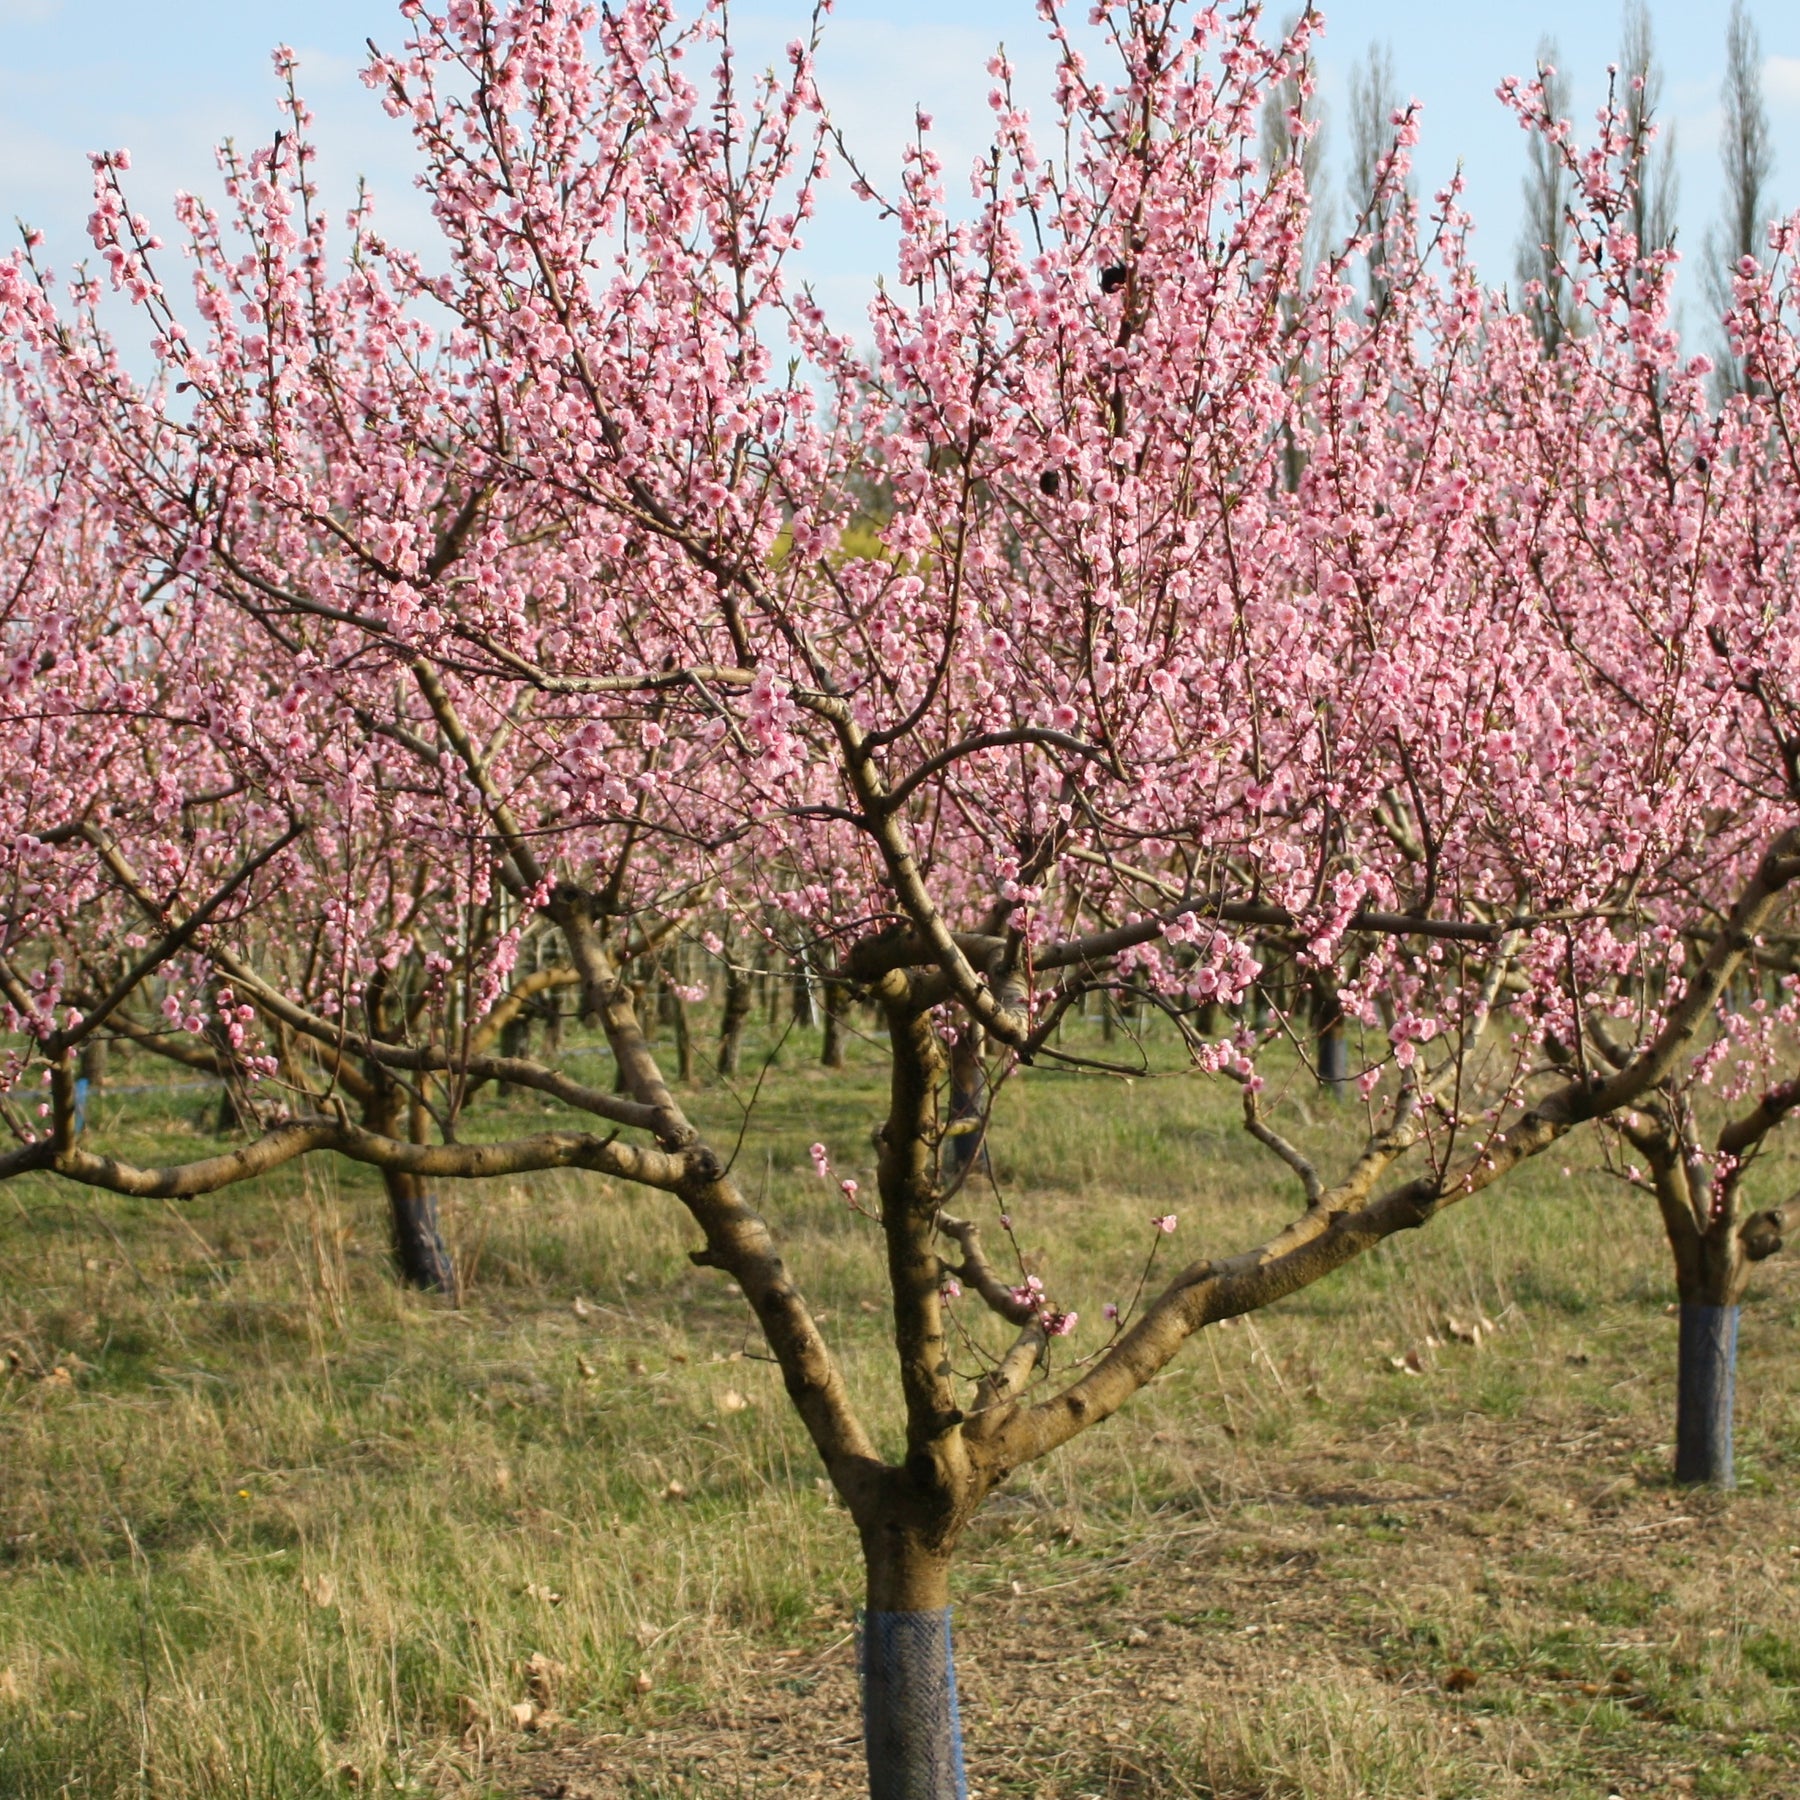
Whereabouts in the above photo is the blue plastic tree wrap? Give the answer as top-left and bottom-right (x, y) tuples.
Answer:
(859, 1608), (968, 1800)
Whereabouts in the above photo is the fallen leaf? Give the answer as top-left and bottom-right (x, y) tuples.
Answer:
(576, 1354), (598, 1379)
(571, 1297), (592, 1319)
(510, 1701), (536, 1729)
(525, 1651), (567, 1707)
(524, 1582), (563, 1607)
(662, 1480), (688, 1502)
(718, 1388), (748, 1414)
(302, 1572), (337, 1609)
(1443, 1666), (1479, 1693)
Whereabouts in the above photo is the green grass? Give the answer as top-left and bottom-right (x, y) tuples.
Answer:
(2, 1005), (1799, 1796)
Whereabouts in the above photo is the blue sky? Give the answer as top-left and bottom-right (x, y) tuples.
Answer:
(1, 0), (1796, 335)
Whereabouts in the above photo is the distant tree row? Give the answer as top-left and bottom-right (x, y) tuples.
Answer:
(1270, 2), (1778, 385)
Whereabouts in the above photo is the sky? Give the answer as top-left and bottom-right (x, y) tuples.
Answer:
(0, 0), (1797, 338)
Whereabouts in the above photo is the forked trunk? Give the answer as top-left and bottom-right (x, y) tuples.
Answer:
(860, 1534), (965, 1800)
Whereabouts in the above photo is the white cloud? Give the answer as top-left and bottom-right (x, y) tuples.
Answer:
(1767, 55), (1800, 111)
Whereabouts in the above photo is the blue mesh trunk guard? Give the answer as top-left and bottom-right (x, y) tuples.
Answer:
(859, 1608), (968, 1800)
(1675, 1303), (1739, 1488)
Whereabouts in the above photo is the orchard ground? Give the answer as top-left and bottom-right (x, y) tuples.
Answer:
(3, 1010), (1799, 1800)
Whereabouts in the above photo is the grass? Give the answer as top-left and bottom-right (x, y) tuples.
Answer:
(2, 1004), (1798, 1797)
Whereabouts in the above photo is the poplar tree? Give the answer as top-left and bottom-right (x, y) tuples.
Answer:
(1515, 39), (1575, 354)
(1706, 0), (1775, 396)
(1620, 0), (1678, 264)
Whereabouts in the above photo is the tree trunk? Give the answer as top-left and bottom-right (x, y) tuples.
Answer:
(364, 1083), (458, 1299)
(1315, 983), (1348, 1099)
(860, 1536), (966, 1800)
(75, 1037), (107, 1134)
(1317, 1027), (1348, 1096)
(214, 1077), (254, 1135)
(821, 973), (850, 1069)
(942, 1026), (989, 1186)
(1675, 1302), (1739, 1488)
(497, 1012), (530, 1095)
(672, 987), (694, 1084)
(383, 1168), (459, 1299)
(792, 953), (819, 1031)
(1664, 1206), (1747, 1490)
(718, 958), (753, 1077)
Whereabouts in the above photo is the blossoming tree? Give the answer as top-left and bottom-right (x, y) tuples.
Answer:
(4, 3), (1800, 1793)
(1493, 62), (1800, 1488)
